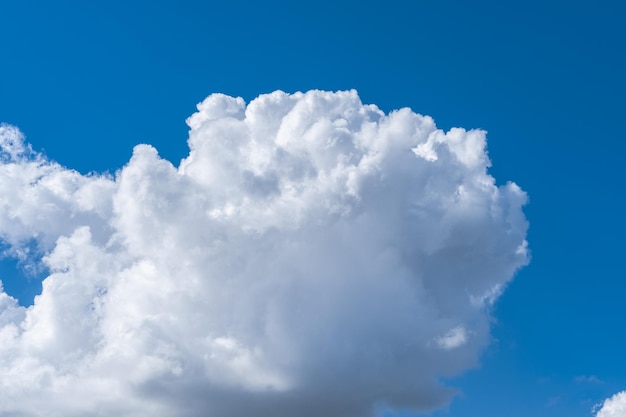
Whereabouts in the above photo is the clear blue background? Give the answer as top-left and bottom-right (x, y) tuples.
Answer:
(1, 1), (625, 415)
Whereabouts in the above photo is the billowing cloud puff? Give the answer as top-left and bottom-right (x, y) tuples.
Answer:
(0, 90), (529, 417)
(596, 391), (626, 417)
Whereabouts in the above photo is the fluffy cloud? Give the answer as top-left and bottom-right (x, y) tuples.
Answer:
(0, 90), (529, 417)
(596, 391), (626, 417)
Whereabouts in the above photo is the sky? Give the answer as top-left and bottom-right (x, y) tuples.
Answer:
(0, 1), (624, 416)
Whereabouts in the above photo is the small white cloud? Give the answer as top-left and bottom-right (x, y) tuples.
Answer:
(595, 391), (626, 417)
(0, 90), (529, 417)
(436, 326), (468, 350)
(0, 123), (31, 160)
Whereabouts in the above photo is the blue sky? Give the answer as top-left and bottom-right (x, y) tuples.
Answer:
(1, 1), (625, 416)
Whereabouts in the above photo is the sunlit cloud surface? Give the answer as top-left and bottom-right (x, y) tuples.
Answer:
(0, 90), (528, 416)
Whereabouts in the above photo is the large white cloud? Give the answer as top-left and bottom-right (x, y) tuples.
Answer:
(0, 90), (529, 417)
(596, 391), (626, 417)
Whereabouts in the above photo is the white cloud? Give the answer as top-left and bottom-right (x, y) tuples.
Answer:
(0, 90), (529, 417)
(596, 391), (626, 417)
(436, 326), (468, 350)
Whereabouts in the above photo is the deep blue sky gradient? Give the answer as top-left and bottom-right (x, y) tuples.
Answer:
(1, 1), (625, 416)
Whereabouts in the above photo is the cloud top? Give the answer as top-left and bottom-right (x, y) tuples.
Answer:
(596, 391), (626, 417)
(0, 90), (528, 417)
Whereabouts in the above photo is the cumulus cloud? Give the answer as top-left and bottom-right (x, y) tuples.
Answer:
(596, 391), (626, 417)
(0, 90), (529, 417)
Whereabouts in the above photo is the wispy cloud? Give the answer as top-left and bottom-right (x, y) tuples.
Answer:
(0, 90), (529, 416)
(575, 375), (604, 384)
